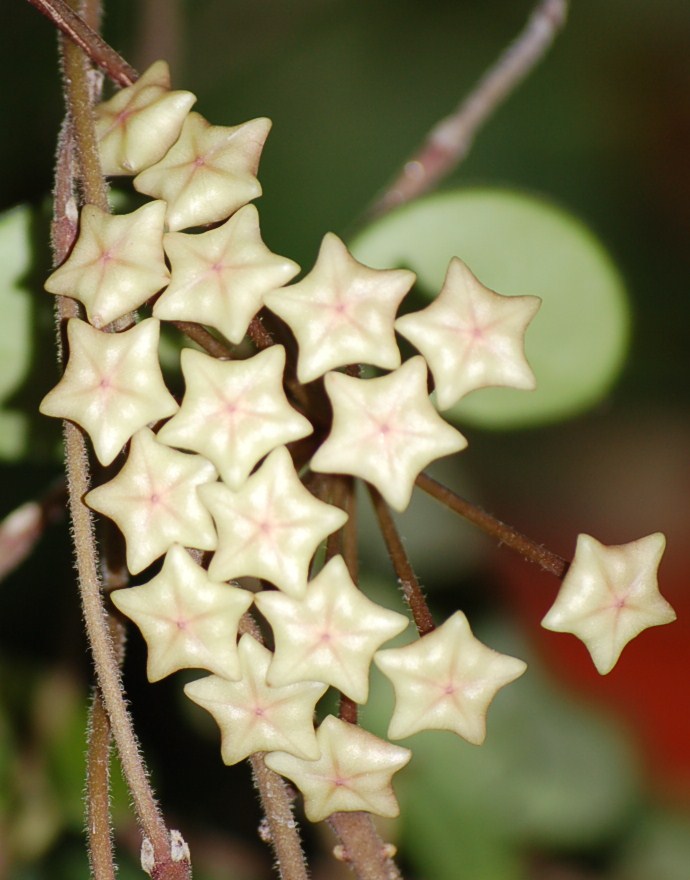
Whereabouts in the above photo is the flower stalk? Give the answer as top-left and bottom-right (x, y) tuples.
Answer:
(55, 14), (190, 879)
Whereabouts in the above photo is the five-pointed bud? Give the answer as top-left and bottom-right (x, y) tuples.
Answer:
(541, 532), (676, 674)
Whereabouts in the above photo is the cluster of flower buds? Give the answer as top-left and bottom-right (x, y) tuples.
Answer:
(40, 61), (676, 823)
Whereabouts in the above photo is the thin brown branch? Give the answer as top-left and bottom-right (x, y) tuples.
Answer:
(25, 0), (138, 86)
(171, 321), (234, 360)
(316, 476), (361, 723)
(415, 471), (569, 579)
(328, 813), (402, 880)
(86, 692), (117, 880)
(0, 480), (66, 583)
(324, 475), (358, 580)
(367, 486), (435, 636)
(369, 0), (569, 217)
(342, 476), (359, 584)
(59, 11), (108, 210)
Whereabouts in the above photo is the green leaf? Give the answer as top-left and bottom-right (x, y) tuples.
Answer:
(615, 810), (690, 880)
(0, 205), (59, 461)
(350, 188), (630, 427)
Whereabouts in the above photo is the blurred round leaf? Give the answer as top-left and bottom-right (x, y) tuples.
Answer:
(0, 205), (35, 457)
(350, 188), (630, 427)
(615, 810), (690, 880)
(0, 204), (59, 461)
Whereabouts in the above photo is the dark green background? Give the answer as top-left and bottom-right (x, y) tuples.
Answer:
(2, 2), (689, 878)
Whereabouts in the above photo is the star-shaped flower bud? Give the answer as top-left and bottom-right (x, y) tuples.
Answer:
(265, 715), (411, 821)
(134, 111), (271, 231)
(110, 544), (253, 681)
(374, 611), (527, 744)
(541, 533), (676, 675)
(44, 201), (170, 328)
(263, 233), (415, 383)
(157, 346), (312, 489)
(86, 428), (218, 575)
(184, 634), (327, 765)
(153, 204), (300, 344)
(254, 554), (408, 703)
(95, 60), (197, 176)
(310, 356), (467, 511)
(199, 447), (347, 597)
(394, 257), (541, 410)
(39, 318), (178, 466)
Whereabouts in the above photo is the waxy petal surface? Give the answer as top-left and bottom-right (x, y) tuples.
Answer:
(86, 428), (217, 574)
(255, 554), (408, 703)
(395, 257), (540, 409)
(39, 318), (177, 466)
(44, 202), (170, 328)
(542, 532), (675, 674)
(111, 544), (252, 681)
(184, 634), (327, 764)
(157, 346), (312, 490)
(134, 111), (271, 231)
(264, 233), (414, 382)
(95, 60), (196, 176)
(154, 204), (299, 343)
(375, 611), (526, 743)
(265, 715), (411, 821)
(310, 357), (467, 511)
(200, 447), (347, 597)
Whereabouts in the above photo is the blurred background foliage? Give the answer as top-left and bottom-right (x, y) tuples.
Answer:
(1, 1), (689, 878)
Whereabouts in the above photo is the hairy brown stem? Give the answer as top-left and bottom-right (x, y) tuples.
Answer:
(250, 756), (310, 880)
(86, 563), (128, 880)
(26, 0), (137, 86)
(56, 18), (190, 880)
(56, 13), (119, 880)
(367, 486), (435, 636)
(86, 692), (117, 880)
(369, 0), (569, 216)
(53, 60), (122, 879)
(248, 314), (276, 350)
(328, 813), (402, 880)
(415, 472), (569, 579)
